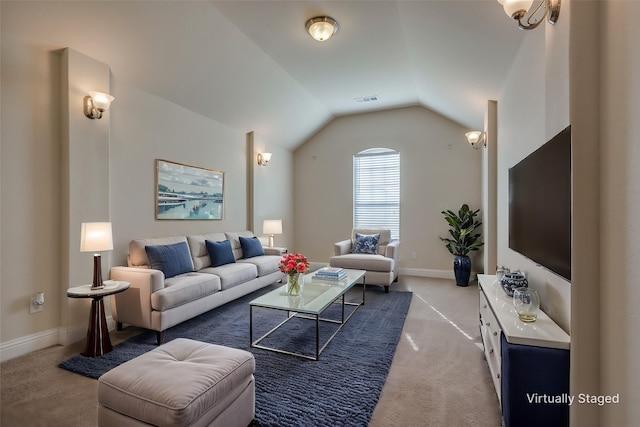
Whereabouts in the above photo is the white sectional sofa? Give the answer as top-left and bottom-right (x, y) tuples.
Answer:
(110, 231), (284, 344)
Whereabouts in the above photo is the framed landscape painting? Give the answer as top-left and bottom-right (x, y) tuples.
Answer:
(155, 159), (224, 220)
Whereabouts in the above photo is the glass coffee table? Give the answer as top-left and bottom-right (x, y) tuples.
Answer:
(249, 268), (366, 361)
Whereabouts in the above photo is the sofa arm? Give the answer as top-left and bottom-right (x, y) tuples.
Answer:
(385, 240), (400, 261)
(334, 239), (352, 256)
(109, 266), (165, 330)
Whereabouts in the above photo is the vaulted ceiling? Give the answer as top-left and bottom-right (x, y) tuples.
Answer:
(7, 1), (525, 150)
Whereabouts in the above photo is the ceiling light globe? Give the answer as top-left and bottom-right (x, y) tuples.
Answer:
(306, 16), (338, 42)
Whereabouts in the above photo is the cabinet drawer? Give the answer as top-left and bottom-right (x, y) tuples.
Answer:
(479, 289), (502, 401)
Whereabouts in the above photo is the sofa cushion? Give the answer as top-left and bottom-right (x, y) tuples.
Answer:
(129, 235), (189, 267)
(238, 255), (281, 276)
(205, 239), (236, 267)
(352, 233), (381, 254)
(152, 273), (221, 311)
(239, 236), (264, 258)
(200, 263), (258, 291)
(351, 228), (391, 255)
(145, 242), (194, 278)
(330, 254), (394, 272)
(187, 232), (228, 271)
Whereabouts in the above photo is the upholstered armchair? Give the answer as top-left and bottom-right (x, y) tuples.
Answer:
(329, 228), (400, 293)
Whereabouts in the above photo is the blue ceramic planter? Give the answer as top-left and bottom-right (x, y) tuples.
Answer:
(454, 255), (472, 287)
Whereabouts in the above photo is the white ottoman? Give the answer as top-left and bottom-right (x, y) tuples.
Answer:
(98, 338), (255, 427)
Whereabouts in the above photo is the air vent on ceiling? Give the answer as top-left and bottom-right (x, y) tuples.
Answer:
(354, 95), (379, 103)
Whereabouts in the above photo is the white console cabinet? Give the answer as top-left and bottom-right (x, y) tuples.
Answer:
(478, 274), (570, 427)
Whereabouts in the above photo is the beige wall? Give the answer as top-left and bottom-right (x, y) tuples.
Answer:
(293, 106), (483, 274)
(496, 1), (640, 425)
(0, 4), (292, 358)
(600, 1), (640, 424)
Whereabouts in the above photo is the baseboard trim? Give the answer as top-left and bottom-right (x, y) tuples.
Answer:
(0, 316), (116, 362)
(0, 327), (60, 363)
(400, 268), (454, 279)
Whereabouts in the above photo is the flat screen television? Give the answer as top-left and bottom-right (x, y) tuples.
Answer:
(508, 125), (572, 281)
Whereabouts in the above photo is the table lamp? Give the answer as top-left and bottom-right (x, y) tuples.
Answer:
(262, 219), (282, 248)
(80, 222), (113, 290)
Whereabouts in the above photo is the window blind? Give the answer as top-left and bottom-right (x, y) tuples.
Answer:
(353, 148), (400, 240)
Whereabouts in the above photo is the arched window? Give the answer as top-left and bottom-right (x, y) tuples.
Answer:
(353, 148), (400, 240)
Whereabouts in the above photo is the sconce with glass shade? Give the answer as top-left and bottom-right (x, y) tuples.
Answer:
(500, 0), (560, 30)
(263, 219), (283, 247)
(257, 152), (272, 166)
(80, 222), (113, 290)
(84, 91), (115, 119)
(305, 16), (339, 41)
(465, 131), (487, 149)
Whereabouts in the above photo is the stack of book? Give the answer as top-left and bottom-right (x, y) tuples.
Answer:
(314, 267), (347, 281)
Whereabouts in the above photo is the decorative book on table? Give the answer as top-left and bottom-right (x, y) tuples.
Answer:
(314, 267), (347, 280)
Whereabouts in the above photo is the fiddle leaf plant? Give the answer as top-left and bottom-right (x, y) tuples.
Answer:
(440, 204), (484, 256)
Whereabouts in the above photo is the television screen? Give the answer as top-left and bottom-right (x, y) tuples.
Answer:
(509, 126), (571, 281)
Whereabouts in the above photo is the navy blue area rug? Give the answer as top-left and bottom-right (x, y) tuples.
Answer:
(59, 285), (412, 427)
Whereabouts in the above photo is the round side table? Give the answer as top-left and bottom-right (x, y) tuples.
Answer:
(67, 281), (130, 357)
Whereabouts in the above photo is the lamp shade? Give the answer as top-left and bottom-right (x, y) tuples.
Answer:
(503, 0), (534, 17)
(263, 219), (283, 235)
(80, 222), (113, 252)
(465, 131), (483, 144)
(88, 91), (115, 111)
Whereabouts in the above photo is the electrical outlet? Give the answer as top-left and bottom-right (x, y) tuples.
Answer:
(411, 251), (417, 260)
(30, 296), (43, 314)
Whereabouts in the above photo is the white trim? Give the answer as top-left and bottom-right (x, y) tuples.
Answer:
(0, 316), (116, 362)
(400, 268), (455, 279)
(400, 268), (482, 282)
(0, 327), (60, 362)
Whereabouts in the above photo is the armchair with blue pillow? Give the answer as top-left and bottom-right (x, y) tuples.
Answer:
(329, 228), (400, 293)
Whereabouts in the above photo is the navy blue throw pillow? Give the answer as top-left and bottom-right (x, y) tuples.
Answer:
(352, 233), (381, 254)
(239, 236), (264, 258)
(145, 241), (194, 278)
(205, 239), (236, 267)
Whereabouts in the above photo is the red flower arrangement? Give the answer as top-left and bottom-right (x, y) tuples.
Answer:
(278, 253), (310, 276)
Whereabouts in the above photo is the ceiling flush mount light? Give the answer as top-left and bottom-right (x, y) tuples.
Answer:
(500, 0), (560, 30)
(257, 152), (272, 166)
(465, 131), (487, 149)
(306, 16), (338, 41)
(84, 91), (115, 119)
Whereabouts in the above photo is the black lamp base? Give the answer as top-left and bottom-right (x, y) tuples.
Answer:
(91, 254), (105, 290)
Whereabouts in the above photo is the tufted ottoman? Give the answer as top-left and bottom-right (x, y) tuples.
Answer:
(97, 338), (255, 427)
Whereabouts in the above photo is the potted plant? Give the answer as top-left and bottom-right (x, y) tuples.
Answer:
(440, 204), (484, 286)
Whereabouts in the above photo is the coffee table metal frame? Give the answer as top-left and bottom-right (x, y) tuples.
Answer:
(249, 269), (366, 361)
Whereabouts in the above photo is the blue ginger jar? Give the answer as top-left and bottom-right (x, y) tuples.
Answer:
(500, 271), (528, 297)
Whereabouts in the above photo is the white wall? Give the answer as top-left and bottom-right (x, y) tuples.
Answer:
(294, 106), (483, 275)
(497, 18), (571, 333)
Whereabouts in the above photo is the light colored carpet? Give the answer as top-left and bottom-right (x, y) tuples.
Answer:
(0, 276), (501, 426)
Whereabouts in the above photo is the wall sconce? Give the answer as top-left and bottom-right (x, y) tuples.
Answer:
(257, 152), (272, 166)
(263, 219), (283, 247)
(499, 0), (560, 30)
(465, 131), (487, 149)
(84, 91), (115, 119)
(306, 16), (339, 41)
(80, 222), (113, 290)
